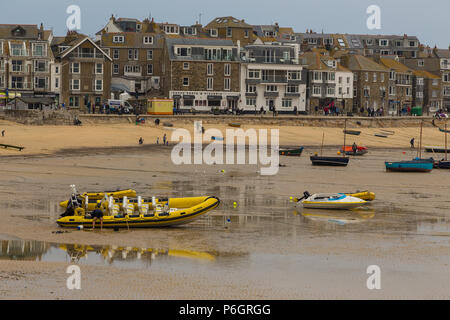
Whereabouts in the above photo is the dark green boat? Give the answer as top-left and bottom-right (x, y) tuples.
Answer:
(279, 147), (304, 156)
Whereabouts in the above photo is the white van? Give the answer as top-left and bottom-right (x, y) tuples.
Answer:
(107, 100), (133, 113)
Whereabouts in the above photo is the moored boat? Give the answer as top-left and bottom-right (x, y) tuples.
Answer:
(57, 195), (220, 228)
(279, 147), (304, 156)
(424, 146), (450, 153)
(310, 156), (349, 166)
(385, 160), (433, 172)
(297, 192), (367, 210)
(341, 146), (368, 156)
(343, 130), (361, 136)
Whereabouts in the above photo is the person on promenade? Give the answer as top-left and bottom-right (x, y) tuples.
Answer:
(410, 138), (415, 149)
(1, 130), (4, 137)
(352, 142), (357, 155)
(163, 134), (167, 145)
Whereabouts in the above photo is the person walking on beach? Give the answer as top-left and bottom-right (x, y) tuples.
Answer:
(410, 138), (415, 149)
(1, 130), (4, 137)
(157, 137), (159, 144)
(352, 142), (357, 155)
(163, 134), (167, 145)
(139, 137), (143, 145)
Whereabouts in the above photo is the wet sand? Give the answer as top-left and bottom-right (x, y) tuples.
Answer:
(1, 121), (450, 299)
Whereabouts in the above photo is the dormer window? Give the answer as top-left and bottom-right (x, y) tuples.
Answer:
(136, 24), (142, 31)
(164, 25), (179, 34)
(176, 47), (191, 57)
(11, 26), (26, 37)
(380, 39), (389, 46)
(143, 36), (153, 44)
(113, 36), (125, 43)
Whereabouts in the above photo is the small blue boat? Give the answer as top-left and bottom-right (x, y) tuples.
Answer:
(385, 160), (433, 172)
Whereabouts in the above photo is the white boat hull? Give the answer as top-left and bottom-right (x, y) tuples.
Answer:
(299, 193), (367, 210)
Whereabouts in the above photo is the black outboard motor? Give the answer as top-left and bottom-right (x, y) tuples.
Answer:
(296, 191), (311, 202)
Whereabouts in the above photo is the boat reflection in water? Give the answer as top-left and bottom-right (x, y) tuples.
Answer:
(0, 239), (216, 267)
(299, 208), (375, 225)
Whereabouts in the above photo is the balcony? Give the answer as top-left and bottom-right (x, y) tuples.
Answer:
(264, 91), (279, 97)
(285, 91), (300, 97)
(261, 76), (287, 83)
(10, 50), (28, 57)
(245, 92), (257, 97)
(124, 71), (142, 77)
(396, 79), (412, 85)
(67, 52), (105, 59)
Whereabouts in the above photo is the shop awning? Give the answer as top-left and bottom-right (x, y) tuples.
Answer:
(183, 95), (195, 99)
(172, 95), (182, 99)
(207, 95), (222, 100)
(226, 96), (239, 100)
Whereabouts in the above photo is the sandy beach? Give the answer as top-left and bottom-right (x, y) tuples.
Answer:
(1, 118), (450, 299)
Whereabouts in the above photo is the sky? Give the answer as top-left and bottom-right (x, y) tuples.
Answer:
(0, 0), (449, 48)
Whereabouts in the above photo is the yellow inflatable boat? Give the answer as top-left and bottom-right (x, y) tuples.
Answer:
(57, 196), (220, 228)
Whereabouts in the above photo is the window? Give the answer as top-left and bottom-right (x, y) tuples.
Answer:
(244, 30), (249, 38)
(69, 96), (80, 107)
(283, 51), (290, 61)
(124, 65), (141, 73)
(313, 71), (322, 81)
(183, 77), (189, 86)
(113, 49), (119, 59)
(0, 60), (4, 72)
(390, 71), (396, 80)
(147, 64), (153, 75)
(365, 72), (369, 82)
(338, 77), (342, 84)
(380, 73), (385, 82)
(443, 74), (450, 82)
(373, 73), (377, 82)
(147, 50), (153, 60)
(11, 43), (26, 56)
(207, 63), (214, 76)
(338, 87), (342, 95)
(224, 64), (231, 76)
(113, 64), (119, 74)
(34, 77), (47, 89)
(55, 66), (59, 74)
(380, 39), (389, 46)
(113, 36), (124, 43)
(70, 62), (80, 74)
(55, 77), (59, 89)
(364, 87), (370, 97)
(389, 86), (396, 96)
(418, 60), (424, 67)
(313, 86), (321, 95)
(176, 47), (191, 57)
(226, 27), (232, 37)
(246, 84), (256, 93)
(95, 79), (103, 91)
(183, 62), (189, 70)
(327, 86), (335, 95)
(11, 76), (24, 89)
(207, 77), (213, 90)
(32, 43), (46, 56)
(286, 85), (299, 93)
(70, 79), (80, 91)
(347, 77), (350, 84)
(246, 98), (256, 106)
(406, 87), (412, 96)
(95, 63), (103, 74)
(266, 85), (277, 92)
(143, 36), (153, 44)
(282, 98), (292, 108)
(288, 71), (301, 80)
(416, 91), (423, 98)
(248, 70), (260, 79)
(12, 60), (23, 72)
(264, 50), (275, 63)
(128, 49), (138, 60)
(417, 78), (424, 85)
(34, 60), (48, 72)
(210, 29), (218, 37)
(224, 78), (231, 90)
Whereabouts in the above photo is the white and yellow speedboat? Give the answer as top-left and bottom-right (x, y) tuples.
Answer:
(298, 192), (367, 210)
